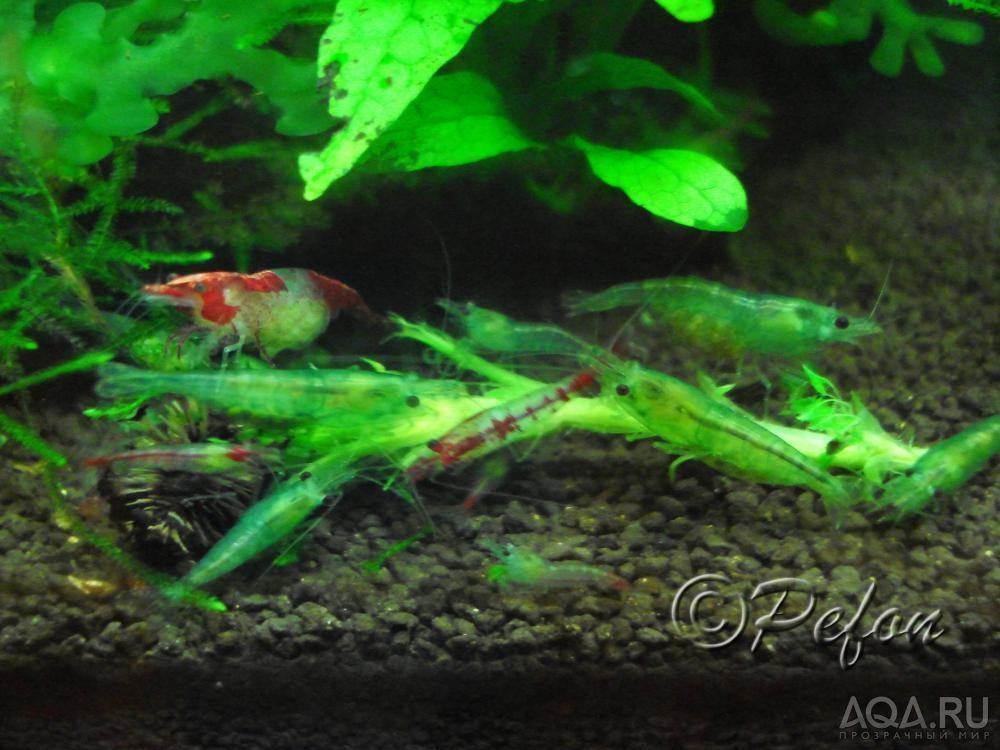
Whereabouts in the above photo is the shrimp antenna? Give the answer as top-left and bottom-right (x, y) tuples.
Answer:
(868, 261), (893, 321)
(420, 216), (452, 330)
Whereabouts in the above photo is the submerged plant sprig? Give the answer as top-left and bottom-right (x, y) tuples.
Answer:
(782, 365), (924, 481)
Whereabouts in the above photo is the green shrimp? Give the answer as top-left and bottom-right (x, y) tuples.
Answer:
(602, 359), (855, 509)
(483, 541), (628, 591)
(566, 277), (881, 359)
(183, 451), (359, 588)
(437, 300), (589, 357)
(876, 414), (1000, 518)
(95, 362), (473, 422)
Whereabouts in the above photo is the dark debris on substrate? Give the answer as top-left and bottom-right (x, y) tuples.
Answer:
(97, 464), (269, 568)
(91, 401), (275, 569)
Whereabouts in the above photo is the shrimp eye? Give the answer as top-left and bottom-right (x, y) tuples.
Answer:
(834, 315), (850, 330)
(406, 395), (420, 408)
(299, 471), (312, 481)
(615, 383), (630, 397)
(194, 282), (207, 294)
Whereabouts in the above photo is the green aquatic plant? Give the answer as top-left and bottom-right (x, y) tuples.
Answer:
(782, 365), (923, 481)
(754, 0), (984, 76)
(0, 141), (209, 461)
(0, 144), (203, 353)
(301, 0), (756, 231)
(1, 0), (333, 167)
(5, 0), (986, 249)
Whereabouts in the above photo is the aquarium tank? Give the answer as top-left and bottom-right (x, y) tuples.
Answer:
(0, 1), (997, 747)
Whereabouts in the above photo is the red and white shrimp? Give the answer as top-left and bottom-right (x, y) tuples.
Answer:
(406, 370), (597, 483)
(142, 268), (381, 359)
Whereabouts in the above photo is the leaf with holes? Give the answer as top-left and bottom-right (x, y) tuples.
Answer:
(362, 72), (536, 172)
(570, 136), (747, 232)
(299, 0), (506, 200)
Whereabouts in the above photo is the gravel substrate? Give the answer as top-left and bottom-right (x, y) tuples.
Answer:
(2, 25), (998, 750)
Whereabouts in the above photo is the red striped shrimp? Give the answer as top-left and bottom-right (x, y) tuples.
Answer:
(84, 442), (276, 473)
(875, 414), (1000, 518)
(484, 541), (628, 592)
(598, 357), (856, 510)
(566, 276), (881, 360)
(142, 268), (382, 360)
(405, 370), (597, 483)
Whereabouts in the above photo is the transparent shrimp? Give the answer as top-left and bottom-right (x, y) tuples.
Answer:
(875, 414), (1000, 518)
(405, 370), (597, 483)
(95, 362), (474, 422)
(566, 276), (881, 359)
(183, 452), (359, 588)
(84, 442), (277, 473)
(437, 300), (589, 357)
(601, 359), (856, 509)
(483, 541), (628, 592)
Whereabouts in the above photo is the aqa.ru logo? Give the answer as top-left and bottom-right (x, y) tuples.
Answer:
(840, 696), (990, 739)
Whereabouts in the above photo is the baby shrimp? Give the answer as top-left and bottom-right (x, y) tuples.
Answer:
(566, 276), (881, 360)
(876, 414), (1000, 518)
(84, 442), (276, 473)
(483, 541), (628, 592)
(142, 268), (382, 360)
(405, 370), (597, 483)
(600, 358), (855, 509)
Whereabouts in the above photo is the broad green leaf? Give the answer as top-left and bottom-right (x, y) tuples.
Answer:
(362, 72), (536, 172)
(299, 0), (505, 200)
(655, 0), (714, 23)
(559, 53), (721, 121)
(569, 136), (747, 232)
